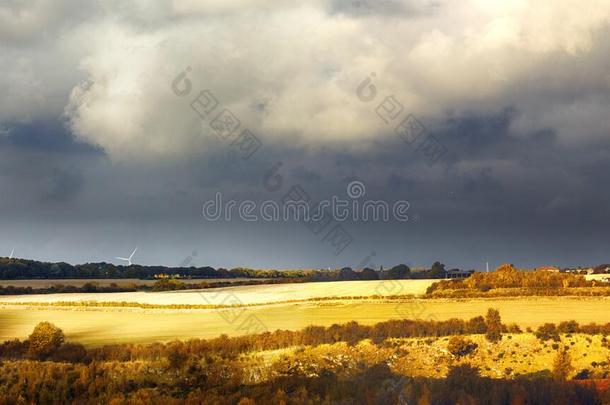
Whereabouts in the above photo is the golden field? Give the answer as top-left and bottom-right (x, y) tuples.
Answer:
(0, 280), (610, 346)
(0, 279), (436, 305)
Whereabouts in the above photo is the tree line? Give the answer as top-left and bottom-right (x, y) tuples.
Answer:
(0, 278), (308, 295)
(0, 257), (449, 281)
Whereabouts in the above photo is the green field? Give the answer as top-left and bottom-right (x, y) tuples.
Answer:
(3, 296), (610, 346)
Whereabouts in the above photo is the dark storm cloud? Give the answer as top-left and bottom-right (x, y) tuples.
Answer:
(3, 103), (610, 269)
(328, 0), (439, 17)
(2, 120), (100, 154)
(291, 166), (322, 184)
(2, 0), (610, 269)
(0, 121), (97, 200)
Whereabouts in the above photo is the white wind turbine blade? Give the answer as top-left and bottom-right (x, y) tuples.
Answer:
(129, 247), (138, 260)
(9, 248), (14, 259)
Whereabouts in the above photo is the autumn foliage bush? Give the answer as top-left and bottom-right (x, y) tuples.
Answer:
(27, 321), (64, 359)
(426, 264), (599, 297)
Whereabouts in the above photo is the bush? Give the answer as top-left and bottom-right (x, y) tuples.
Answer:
(51, 342), (88, 363)
(153, 279), (186, 291)
(485, 308), (502, 342)
(478, 284), (492, 292)
(166, 342), (188, 369)
(446, 364), (480, 388)
(506, 324), (522, 333)
(467, 316), (487, 334)
(27, 322), (65, 359)
(360, 268), (379, 280)
(447, 336), (478, 357)
(558, 320), (579, 334)
(536, 324), (560, 342)
(0, 338), (28, 359)
(552, 349), (574, 381)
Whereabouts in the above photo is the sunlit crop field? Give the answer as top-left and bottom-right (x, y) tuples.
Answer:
(0, 279), (436, 305)
(2, 295), (610, 347)
(586, 274), (610, 282)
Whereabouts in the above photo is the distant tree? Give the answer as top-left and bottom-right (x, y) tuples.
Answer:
(360, 268), (379, 280)
(27, 322), (64, 359)
(552, 348), (574, 381)
(485, 308), (502, 342)
(339, 267), (358, 280)
(388, 264), (411, 279)
(428, 262), (447, 278)
(431, 261), (445, 273)
(594, 264), (610, 274)
(466, 316), (487, 334)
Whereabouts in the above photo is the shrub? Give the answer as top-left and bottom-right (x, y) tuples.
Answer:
(0, 338), (28, 359)
(52, 343), (88, 363)
(478, 284), (492, 292)
(536, 324), (560, 342)
(446, 364), (480, 388)
(552, 349), (574, 381)
(507, 324), (522, 333)
(447, 336), (478, 357)
(166, 342), (188, 369)
(153, 279), (186, 291)
(27, 322), (64, 359)
(558, 321), (579, 334)
(485, 308), (502, 342)
(466, 316), (487, 334)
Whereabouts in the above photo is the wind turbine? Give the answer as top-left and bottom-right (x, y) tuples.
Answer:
(116, 247), (138, 266)
(486, 262), (489, 273)
(8, 248), (14, 259)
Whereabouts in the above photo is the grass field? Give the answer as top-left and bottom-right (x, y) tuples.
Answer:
(2, 296), (610, 346)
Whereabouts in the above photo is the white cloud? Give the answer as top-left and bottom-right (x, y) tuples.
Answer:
(1, 0), (609, 161)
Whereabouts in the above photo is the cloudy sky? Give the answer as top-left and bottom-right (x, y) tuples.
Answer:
(1, 0), (610, 269)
